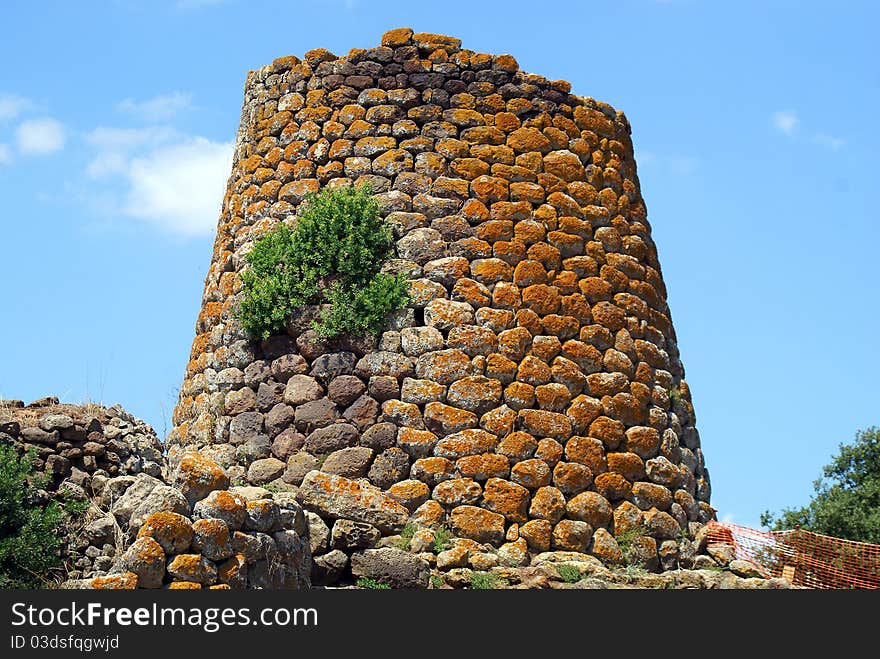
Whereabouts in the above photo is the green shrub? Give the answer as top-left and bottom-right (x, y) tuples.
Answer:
(0, 446), (66, 588)
(556, 563), (583, 583)
(469, 571), (505, 590)
(236, 184), (409, 340)
(432, 526), (452, 554)
(615, 526), (647, 566)
(395, 523), (416, 551)
(429, 574), (445, 589)
(356, 577), (391, 590)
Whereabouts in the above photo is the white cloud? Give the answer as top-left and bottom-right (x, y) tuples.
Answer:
(15, 118), (65, 155)
(772, 110), (799, 135)
(117, 92), (192, 122)
(121, 137), (232, 236)
(86, 152), (130, 178)
(0, 94), (31, 122)
(86, 126), (176, 152)
(0, 143), (11, 165)
(812, 133), (845, 151)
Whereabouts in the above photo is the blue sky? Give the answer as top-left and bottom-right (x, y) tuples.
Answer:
(1, 0), (877, 528)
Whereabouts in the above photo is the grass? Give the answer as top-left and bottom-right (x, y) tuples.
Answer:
(429, 574), (445, 589)
(356, 577), (391, 590)
(469, 572), (508, 590)
(432, 526), (452, 554)
(556, 564), (583, 583)
(615, 526), (647, 565)
(395, 523), (416, 551)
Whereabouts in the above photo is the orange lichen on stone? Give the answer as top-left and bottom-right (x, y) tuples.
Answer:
(137, 511), (194, 554)
(450, 505), (505, 544)
(91, 573), (138, 590)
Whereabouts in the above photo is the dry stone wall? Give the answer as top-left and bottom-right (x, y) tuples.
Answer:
(168, 28), (714, 584)
(1, 398), (311, 589)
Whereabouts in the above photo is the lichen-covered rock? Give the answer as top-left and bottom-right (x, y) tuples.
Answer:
(173, 453), (230, 508)
(166, 554), (218, 585)
(137, 511), (194, 554)
(300, 470), (408, 533)
(114, 537), (165, 589)
(450, 505), (505, 544)
(191, 519), (234, 561)
(193, 490), (248, 530)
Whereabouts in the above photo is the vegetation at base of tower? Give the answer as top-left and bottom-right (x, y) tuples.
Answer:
(615, 526), (646, 564)
(236, 184), (409, 340)
(394, 523), (416, 551)
(431, 525), (452, 553)
(0, 445), (83, 589)
(355, 577), (391, 590)
(761, 426), (880, 543)
(556, 563), (583, 583)
(469, 571), (507, 589)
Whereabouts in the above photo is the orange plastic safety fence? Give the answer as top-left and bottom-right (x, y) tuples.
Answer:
(706, 521), (880, 589)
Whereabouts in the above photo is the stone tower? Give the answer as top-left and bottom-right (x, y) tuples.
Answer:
(169, 28), (713, 581)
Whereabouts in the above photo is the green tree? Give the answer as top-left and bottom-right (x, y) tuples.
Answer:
(761, 427), (880, 543)
(236, 184), (409, 340)
(0, 445), (65, 588)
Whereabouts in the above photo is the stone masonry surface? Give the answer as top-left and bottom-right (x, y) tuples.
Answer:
(166, 28), (716, 587)
(1, 398), (311, 589)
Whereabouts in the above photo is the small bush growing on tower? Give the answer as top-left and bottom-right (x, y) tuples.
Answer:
(236, 184), (409, 340)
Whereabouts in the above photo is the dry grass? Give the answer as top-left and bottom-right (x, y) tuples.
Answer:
(0, 400), (113, 429)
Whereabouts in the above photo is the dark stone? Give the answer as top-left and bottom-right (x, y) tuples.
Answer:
(359, 422), (397, 451)
(229, 411), (264, 445)
(368, 375), (399, 402)
(238, 435), (272, 464)
(309, 352), (357, 384)
(311, 549), (348, 586)
(367, 447), (410, 489)
(256, 382), (286, 412)
(29, 396), (59, 407)
(45, 454), (70, 475)
(343, 395), (380, 430)
(261, 335), (297, 360)
(304, 423), (359, 454)
(331, 519), (381, 550)
(61, 426), (87, 442)
(265, 403), (295, 439)
(271, 427), (305, 461)
(0, 420), (20, 435)
(244, 360), (271, 387)
(327, 375), (367, 407)
(296, 330), (332, 362)
(294, 398), (339, 431)
(350, 548), (430, 588)
(270, 354), (309, 382)
(20, 426), (58, 445)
